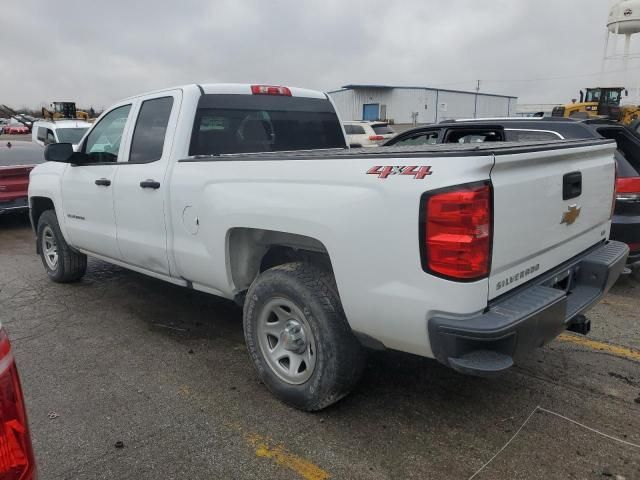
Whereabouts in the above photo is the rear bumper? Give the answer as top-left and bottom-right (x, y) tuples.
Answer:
(428, 240), (629, 376)
(0, 196), (28, 214)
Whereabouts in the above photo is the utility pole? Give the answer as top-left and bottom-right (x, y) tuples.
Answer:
(474, 80), (481, 118)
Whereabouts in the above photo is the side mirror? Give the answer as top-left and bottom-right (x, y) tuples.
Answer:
(44, 143), (74, 163)
(625, 89), (629, 97)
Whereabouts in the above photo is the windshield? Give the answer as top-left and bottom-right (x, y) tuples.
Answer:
(56, 127), (89, 144)
(584, 89), (601, 103)
(602, 89), (622, 105)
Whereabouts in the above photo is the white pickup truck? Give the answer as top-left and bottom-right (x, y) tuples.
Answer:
(28, 83), (629, 410)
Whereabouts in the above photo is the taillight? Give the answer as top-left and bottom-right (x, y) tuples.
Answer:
(368, 135), (384, 141)
(615, 177), (640, 202)
(421, 182), (492, 281)
(250, 85), (292, 96)
(0, 327), (36, 480)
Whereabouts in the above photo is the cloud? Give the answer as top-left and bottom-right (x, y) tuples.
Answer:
(0, 0), (625, 109)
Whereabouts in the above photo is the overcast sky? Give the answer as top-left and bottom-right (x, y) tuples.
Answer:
(1, 0), (633, 110)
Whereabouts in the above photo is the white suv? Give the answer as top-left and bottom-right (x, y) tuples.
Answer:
(343, 121), (395, 147)
(31, 119), (91, 149)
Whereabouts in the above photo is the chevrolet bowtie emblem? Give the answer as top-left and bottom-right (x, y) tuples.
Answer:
(561, 205), (581, 225)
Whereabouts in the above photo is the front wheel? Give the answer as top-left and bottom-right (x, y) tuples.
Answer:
(37, 210), (87, 283)
(243, 261), (366, 411)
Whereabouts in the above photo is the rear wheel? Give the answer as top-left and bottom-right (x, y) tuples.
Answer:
(243, 261), (366, 411)
(37, 210), (87, 283)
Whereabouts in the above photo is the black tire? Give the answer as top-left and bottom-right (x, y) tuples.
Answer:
(243, 261), (366, 411)
(37, 210), (87, 283)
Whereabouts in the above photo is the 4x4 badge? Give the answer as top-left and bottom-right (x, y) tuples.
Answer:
(561, 205), (581, 225)
(367, 165), (432, 179)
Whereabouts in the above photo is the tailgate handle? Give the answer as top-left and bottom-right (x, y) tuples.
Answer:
(563, 171), (582, 200)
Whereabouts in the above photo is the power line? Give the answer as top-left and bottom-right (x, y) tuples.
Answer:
(432, 65), (640, 89)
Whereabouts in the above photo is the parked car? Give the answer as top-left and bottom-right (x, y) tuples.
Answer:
(0, 141), (45, 215)
(2, 124), (30, 135)
(384, 117), (640, 273)
(29, 84), (627, 410)
(31, 120), (91, 150)
(0, 323), (37, 479)
(343, 120), (395, 147)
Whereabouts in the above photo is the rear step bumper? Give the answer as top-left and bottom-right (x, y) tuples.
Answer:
(0, 196), (28, 215)
(428, 240), (629, 376)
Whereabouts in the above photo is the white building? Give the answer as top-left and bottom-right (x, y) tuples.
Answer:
(328, 84), (518, 126)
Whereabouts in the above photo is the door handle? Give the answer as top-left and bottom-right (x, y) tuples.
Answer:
(140, 179), (161, 189)
(95, 178), (111, 187)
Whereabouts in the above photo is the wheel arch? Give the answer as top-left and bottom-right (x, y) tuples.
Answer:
(227, 227), (333, 293)
(30, 196), (56, 249)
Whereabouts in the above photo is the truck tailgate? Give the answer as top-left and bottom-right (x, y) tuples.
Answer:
(488, 140), (617, 299)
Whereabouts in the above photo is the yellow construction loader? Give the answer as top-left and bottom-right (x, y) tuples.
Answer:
(552, 87), (640, 125)
(41, 102), (90, 121)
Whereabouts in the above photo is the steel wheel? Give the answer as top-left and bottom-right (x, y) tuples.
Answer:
(41, 226), (58, 270)
(256, 297), (317, 385)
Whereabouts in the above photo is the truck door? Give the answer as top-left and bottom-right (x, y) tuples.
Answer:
(112, 91), (181, 276)
(60, 104), (133, 259)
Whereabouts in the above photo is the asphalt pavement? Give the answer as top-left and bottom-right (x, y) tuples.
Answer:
(1, 212), (639, 479)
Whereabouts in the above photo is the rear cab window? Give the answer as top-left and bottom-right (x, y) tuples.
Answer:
(189, 95), (346, 156)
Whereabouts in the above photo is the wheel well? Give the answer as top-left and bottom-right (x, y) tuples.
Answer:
(228, 228), (332, 292)
(30, 197), (55, 230)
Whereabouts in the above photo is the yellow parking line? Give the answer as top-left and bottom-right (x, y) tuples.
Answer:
(176, 385), (329, 479)
(557, 333), (640, 362)
(247, 433), (330, 480)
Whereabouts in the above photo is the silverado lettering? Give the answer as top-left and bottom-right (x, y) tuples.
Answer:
(495, 264), (540, 291)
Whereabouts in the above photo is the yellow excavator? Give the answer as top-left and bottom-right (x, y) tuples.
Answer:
(552, 87), (640, 125)
(41, 102), (91, 121)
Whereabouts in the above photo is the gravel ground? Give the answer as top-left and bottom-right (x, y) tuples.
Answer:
(1, 212), (639, 480)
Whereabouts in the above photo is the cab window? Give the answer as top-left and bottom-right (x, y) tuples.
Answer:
(83, 105), (132, 163)
(129, 97), (174, 163)
(394, 131), (439, 146)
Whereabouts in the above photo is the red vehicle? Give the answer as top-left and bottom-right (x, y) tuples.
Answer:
(0, 142), (44, 215)
(2, 125), (30, 135)
(0, 324), (37, 479)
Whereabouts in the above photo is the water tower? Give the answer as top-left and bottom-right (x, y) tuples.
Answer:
(602, 0), (640, 99)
